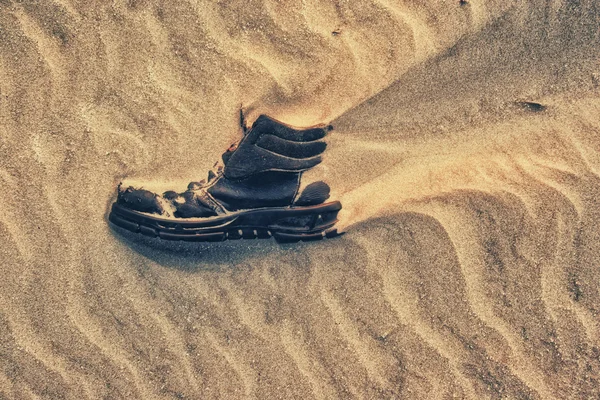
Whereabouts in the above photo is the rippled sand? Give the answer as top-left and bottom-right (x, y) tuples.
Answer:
(1, 1), (599, 398)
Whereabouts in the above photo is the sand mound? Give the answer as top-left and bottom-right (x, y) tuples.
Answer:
(1, 0), (599, 398)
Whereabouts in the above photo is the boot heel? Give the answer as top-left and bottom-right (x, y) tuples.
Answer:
(269, 209), (342, 243)
(272, 227), (342, 243)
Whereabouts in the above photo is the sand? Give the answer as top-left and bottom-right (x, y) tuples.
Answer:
(1, 0), (599, 398)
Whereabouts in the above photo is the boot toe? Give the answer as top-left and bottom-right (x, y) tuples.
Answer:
(117, 186), (163, 214)
(174, 203), (216, 218)
(116, 183), (218, 219)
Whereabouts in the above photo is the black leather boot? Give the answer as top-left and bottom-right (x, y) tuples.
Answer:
(109, 115), (342, 243)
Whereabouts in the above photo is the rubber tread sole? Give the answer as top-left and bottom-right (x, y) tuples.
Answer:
(109, 201), (342, 243)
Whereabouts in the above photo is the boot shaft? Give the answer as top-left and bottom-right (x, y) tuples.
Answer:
(207, 115), (331, 210)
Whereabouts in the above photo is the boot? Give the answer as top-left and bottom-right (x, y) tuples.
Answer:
(108, 115), (342, 243)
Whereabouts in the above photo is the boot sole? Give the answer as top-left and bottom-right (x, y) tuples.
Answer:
(109, 201), (342, 243)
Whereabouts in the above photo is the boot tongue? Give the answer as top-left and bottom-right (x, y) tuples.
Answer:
(188, 162), (223, 191)
(222, 114), (267, 165)
(221, 141), (238, 165)
(207, 162), (223, 182)
(187, 116), (254, 190)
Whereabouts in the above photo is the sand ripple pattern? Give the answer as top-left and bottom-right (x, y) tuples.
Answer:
(1, 0), (599, 398)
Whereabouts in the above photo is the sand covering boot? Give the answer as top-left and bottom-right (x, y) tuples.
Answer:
(108, 115), (342, 243)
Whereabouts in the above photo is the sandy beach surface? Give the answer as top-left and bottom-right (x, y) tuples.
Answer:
(1, 0), (600, 398)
